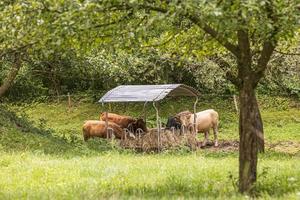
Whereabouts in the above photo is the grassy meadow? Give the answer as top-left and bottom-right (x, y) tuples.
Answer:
(0, 95), (299, 199)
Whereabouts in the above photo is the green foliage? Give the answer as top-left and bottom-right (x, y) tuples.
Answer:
(1, 62), (48, 101)
(259, 52), (300, 97)
(87, 49), (200, 87)
(3, 47), (299, 101)
(0, 0), (71, 55)
(1, 0), (299, 100)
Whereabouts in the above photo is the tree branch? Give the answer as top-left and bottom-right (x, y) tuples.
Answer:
(103, 2), (239, 57)
(187, 14), (239, 57)
(0, 42), (37, 58)
(274, 49), (300, 56)
(253, 1), (278, 85)
(141, 29), (184, 48)
(0, 53), (22, 97)
(79, 12), (134, 31)
(255, 41), (276, 78)
(141, 3), (240, 57)
(237, 29), (250, 53)
(236, 29), (252, 81)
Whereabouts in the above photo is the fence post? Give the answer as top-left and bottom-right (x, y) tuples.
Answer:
(67, 93), (71, 111)
(233, 94), (239, 115)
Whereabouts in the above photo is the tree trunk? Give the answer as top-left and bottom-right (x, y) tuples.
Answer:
(0, 56), (21, 98)
(255, 103), (265, 153)
(238, 84), (263, 193)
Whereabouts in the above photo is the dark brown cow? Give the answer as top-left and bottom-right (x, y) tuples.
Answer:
(127, 118), (147, 133)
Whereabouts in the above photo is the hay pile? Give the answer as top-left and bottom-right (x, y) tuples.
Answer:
(120, 128), (201, 152)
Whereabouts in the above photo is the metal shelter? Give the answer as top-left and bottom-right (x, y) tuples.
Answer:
(99, 84), (200, 150)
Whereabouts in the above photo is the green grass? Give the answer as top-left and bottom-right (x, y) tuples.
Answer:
(0, 96), (299, 199)
(0, 151), (299, 199)
(10, 96), (300, 143)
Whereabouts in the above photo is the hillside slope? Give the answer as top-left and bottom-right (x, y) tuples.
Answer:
(0, 105), (113, 156)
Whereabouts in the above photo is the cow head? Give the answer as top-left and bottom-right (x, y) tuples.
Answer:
(178, 114), (192, 127)
(166, 116), (181, 129)
(127, 118), (147, 133)
(134, 118), (147, 132)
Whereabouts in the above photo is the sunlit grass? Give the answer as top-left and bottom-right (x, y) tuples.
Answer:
(0, 151), (299, 199)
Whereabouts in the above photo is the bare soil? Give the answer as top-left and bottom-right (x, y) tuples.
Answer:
(200, 140), (239, 151)
(202, 140), (300, 155)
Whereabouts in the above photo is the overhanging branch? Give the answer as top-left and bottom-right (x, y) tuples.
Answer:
(187, 15), (239, 57)
(255, 41), (276, 78)
(103, 2), (239, 57)
(0, 42), (37, 58)
(274, 49), (300, 56)
(0, 53), (22, 97)
(253, 1), (278, 85)
(79, 11), (134, 31)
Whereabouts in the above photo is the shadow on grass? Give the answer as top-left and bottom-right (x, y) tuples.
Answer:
(0, 105), (122, 156)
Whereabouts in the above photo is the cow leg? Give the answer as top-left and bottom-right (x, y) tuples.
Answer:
(83, 129), (89, 141)
(83, 135), (89, 141)
(194, 127), (198, 135)
(213, 126), (219, 147)
(202, 131), (209, 147)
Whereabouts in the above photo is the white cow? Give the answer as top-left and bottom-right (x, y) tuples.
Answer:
(178, 109), (219, 147)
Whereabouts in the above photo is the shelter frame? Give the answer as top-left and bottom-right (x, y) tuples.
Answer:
(99, 84), (200, 151)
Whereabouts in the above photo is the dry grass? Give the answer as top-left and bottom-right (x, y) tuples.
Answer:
(120, 129), (201, 152)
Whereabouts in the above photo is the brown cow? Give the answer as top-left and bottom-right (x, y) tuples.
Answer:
(82, 120), (125, 141)
(100, 112), (136, 129)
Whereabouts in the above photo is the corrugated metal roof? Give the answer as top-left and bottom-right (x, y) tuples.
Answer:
(99, 84), (200, 103)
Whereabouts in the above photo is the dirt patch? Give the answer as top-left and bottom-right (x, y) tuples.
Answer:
(201, 140), (300, 154)
(201, 140), (239, 152)
(267, 141), (300, 154)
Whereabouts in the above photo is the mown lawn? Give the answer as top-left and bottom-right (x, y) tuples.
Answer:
(0, 96), (299, 199)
